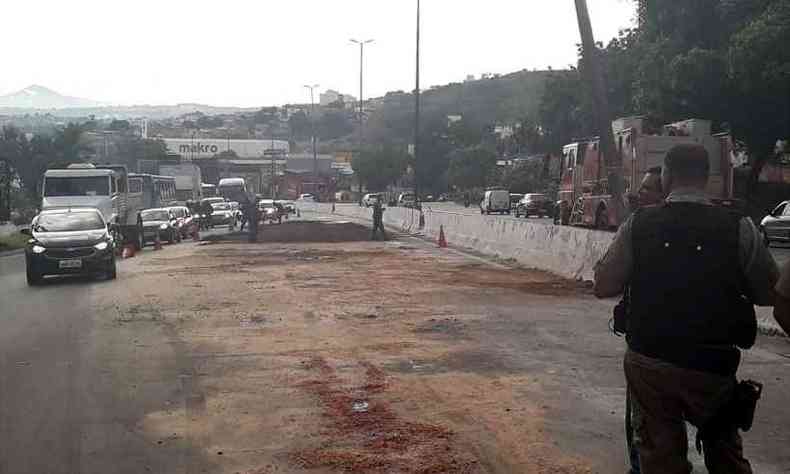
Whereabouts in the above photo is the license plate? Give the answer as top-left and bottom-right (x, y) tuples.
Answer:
(59, 259), (82, 269)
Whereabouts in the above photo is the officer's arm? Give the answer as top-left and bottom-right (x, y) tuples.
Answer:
(738, 217), (779, 306)
(593, 216), (634, 298)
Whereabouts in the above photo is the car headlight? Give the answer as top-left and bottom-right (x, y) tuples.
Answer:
(94, 241), (109, 251)
(159, 223), (168, 230)
(32, 244), (46, 254)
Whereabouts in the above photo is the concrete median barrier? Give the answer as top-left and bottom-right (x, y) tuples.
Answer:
(299, 202), (613, 281)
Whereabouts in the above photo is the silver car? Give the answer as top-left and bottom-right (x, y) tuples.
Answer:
(760, 200), (790, 246)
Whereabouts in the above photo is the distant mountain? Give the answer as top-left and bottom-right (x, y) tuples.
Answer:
(0, 85), (104, 109)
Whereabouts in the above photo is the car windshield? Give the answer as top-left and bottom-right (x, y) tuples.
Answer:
(34, 212), (104, 232)
(44, 176), (110, 197)
(141, 210), (170, 221)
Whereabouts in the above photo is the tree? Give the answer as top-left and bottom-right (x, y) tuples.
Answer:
(447, 146), (497, 190)
(317, 111), (353, 141)
(288, 111), (312, 140)
(351, 144), (408, 192)
(728, 1), (790, 177)
(108, 119), (131, 131)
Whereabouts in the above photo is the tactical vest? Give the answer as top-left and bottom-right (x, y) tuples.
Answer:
(628, 202), (755, 376)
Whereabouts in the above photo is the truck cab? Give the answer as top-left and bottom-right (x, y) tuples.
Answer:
(42, 165), (119, 225)
(42, 163), (145, 249)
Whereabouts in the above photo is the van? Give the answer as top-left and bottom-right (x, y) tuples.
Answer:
(480, 189), (511, 215)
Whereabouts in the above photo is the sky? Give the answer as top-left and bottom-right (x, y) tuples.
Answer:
(1, 0), (635, 107)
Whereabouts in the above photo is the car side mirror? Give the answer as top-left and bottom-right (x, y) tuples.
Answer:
(20, 228), (31, 236)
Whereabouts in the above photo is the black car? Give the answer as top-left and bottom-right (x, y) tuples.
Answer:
(515, 193), (554, 218)
(23, 207), (116, 285)
(141, 208), (181, 244)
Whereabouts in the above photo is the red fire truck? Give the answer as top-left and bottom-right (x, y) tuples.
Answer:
(557, 117), (735, 228)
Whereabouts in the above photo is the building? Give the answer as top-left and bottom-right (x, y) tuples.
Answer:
(319, 90), (355, 107)
(162, 138), (289, 161)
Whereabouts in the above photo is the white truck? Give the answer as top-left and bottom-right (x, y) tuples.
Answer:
(42, 164), (145, 249)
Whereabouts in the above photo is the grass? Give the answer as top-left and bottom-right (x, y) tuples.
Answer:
(0, 232), (29, 252)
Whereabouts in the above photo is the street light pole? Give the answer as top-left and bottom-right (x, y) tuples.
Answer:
(414, 0), (421, 208)
(349, 39), (374, 131)
(303, 84), (320, 179)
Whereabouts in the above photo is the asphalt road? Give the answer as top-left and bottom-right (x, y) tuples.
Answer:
(0, 219), (787, 473)
(0, 226), (234, 474)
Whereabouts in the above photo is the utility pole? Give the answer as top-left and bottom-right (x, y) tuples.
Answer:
(574, 0), (623, 223)
(414, 0), (421, 209)
(350, 39), (374, 130)
(303, 84), (320, 180)
(271, 135), (276, 199)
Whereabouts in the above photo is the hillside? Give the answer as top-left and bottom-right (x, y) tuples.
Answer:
(0, 85), (104, 109)
(365, 69), (554, 142)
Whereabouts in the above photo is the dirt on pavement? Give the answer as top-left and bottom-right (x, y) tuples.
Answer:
(92, 220), (608, 473)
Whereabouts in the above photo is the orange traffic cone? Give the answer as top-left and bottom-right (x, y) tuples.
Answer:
(122, 245), (135, 259)
(438, 225), (448, 248)
(154, 233), (163, 251)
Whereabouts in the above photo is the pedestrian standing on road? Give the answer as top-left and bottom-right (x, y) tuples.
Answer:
(613, 166), (664, 474)
(200, 201), (214, 230)
(771, 260), (790, 335)
(371, 199), (387, 241)
(594, 144), (779, 474)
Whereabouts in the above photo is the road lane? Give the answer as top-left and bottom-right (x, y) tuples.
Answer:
(0, 244), (217, 473)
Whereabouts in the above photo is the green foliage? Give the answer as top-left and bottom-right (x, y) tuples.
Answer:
(196, 115), (224, 129)
(537, 0), (790, 188)
(351, 144), (408, 192)
(288, 111), (311, 140)
(447, 146), (497, 190)
(108, 119), (130, 131)
(0, 232), (28, 251)
(317, 110), (353, 141)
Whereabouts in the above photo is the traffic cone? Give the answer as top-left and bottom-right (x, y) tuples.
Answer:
(154, 233), (163, 251)
(438, 225), (448, 248)
(122, 245), (135, 259)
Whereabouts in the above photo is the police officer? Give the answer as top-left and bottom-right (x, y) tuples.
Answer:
(595, 144), (779, 474)
(617, 166), (664, 474)
(371, 198), (386, 241)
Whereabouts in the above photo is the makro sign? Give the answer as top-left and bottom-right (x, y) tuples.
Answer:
(163, 138), (289, 160)
(180, 143), (220, 154)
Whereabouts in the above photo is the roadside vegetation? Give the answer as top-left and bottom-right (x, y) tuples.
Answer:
(0, 231), (28, 252)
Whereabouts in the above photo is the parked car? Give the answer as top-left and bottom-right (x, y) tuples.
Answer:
(760, 200), (790, 246)
(228, 201), (242, 222)
(258, 199), (284, 224)
(298, 193), (315, 202)
(398, 192), (416, 208)
(141, 208), (181, 244)
(362, 193), (381, 207)
(515, 193), (554, 218)
(22, 207), (116, 285)
(167, 206), (197, 239)
(509, 193), (524, 210)
(281, 200), (297, 215)
(209, 202), (237, 228)
(480, 189), (511, 215)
